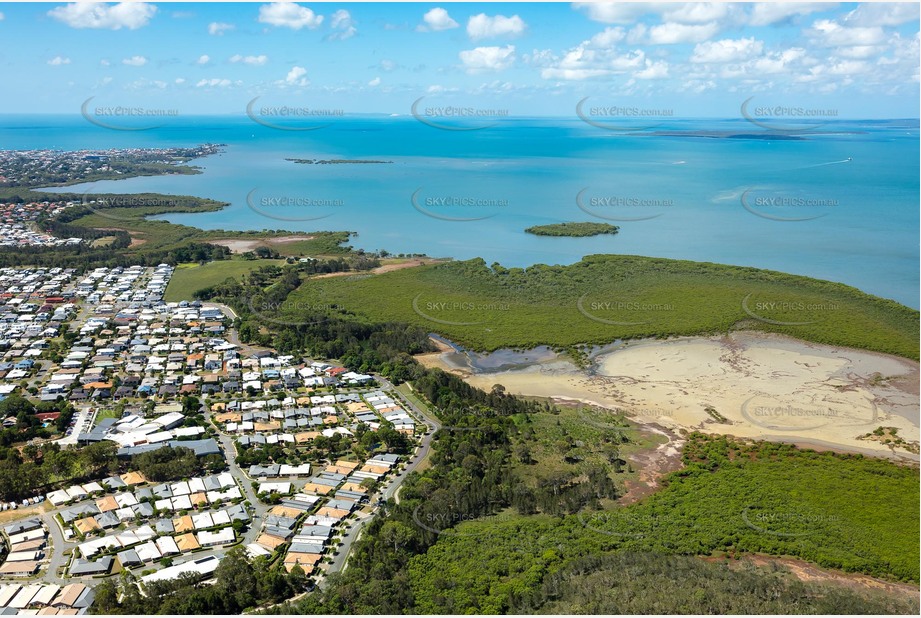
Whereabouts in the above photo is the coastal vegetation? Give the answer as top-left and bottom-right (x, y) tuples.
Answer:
(279, 255), (920, 359)
(525, 222), (620, 237)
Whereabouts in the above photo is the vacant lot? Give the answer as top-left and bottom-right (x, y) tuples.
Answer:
(165, 258), (284, 301)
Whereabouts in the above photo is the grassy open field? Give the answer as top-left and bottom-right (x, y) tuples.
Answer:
(281, 255), (919, 358)
(164, 258), (285, 302)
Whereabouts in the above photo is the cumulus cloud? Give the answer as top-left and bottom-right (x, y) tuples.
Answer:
(634, 60), (669, 79)
(47, 56), (71, 66)
(629, 22), (723, 45)
(664, 3), (737, 24)
(541, 67), (611, 80)
(284, 66), (309, 86)
(329, 9), (356, 40)
(540, 50), (646, 79)
(368, 76), (381, 87)
(691, 37), (764, 63)
(809, 19), (886, 47)
(196, 55), (210, 65)
(644, 22), (721, 44)
(467, 14), (526, 40)
(748, 3), (833, 27)
(48, 2), (156, 30)
(258, 2), (323, 30)
(230, 54), (268, 66)
(574, 2), (737, 25)
(843, 3), (920, 27)
(590, 27), (626, 47)
(122, 55), (148, 66)
(459, 45), (516, 73)
(538, 27), (647, 81)
(196, 78), (235, 88)
(418, 7), (458, 32)
(572, 2), (658, 24)
(208, 22), (235, 35)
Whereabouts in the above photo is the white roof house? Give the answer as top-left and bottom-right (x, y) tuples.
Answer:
(197, 528), (235, 547)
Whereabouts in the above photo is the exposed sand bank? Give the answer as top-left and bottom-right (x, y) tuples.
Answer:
(210, 235), (316, 253)
(418, 332), (920, 461)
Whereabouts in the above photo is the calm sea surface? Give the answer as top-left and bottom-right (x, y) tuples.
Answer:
(3, 115), (918, 307)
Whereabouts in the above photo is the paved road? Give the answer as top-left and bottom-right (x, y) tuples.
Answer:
(201, 405), (269, 549)
(319, 378), (441, 585)
(41, 509), (69, 585)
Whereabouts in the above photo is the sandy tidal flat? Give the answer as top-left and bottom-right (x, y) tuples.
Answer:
(418, 332), (920, 461)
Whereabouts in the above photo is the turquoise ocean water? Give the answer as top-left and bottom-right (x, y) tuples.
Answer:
(2, 115), (917, 307)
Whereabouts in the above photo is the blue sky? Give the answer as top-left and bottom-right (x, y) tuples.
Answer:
(0, 2), (918, 117)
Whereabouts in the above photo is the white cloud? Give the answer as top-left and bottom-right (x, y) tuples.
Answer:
(809, 19), (886, 47)
(0, 12), (5, 21)
(100, 59), (110, 66)
(467, 14), (526, 40)
(285, 66), (309, 86)
(329, 9), (356, 40)
(574, 2), (737, 25)
(197, 55), (210, 65)
(750, 47), (809, 74)
(122, 55), (148, 67)
(626, 24), (648, 44)
(47, 56), (71, 66)
(175, 78), (186, 84)
(379, 59), (398, 71)
(749, 3), (833, 27)
(258, 3), (323, 30)
(524, 48), (557, 67)
(665, 3), (736, 25)
(836, 45), (886, 60)
(48, 2), (156, 30)
(368, 76), (381, 87)
(128, 78), (166, 90)
(537, 27), (647, 81)
(573, 2), (658, 24)
(635, 60), (669, 79)
(827, 59), (871, 75)
(540, 67), (611, 80)
(590, 27), (626, 47)
(208, 22), (235, 35)
(645, 22), (721, 44)
(418, 7), (459, 32)
(230, 54), (268, 66)
(843, 3), (920, 27)
(459, 45), (516, 73)
(691, 37), (764, 63)
(196, 78), (234, 88)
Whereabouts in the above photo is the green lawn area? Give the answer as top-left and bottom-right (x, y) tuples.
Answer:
(93, 408), (122, 424)
(281, 255), (919, 358)
(165, 258), (285, 301)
